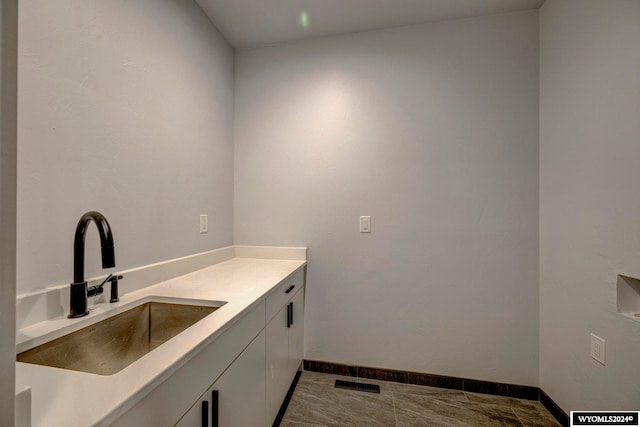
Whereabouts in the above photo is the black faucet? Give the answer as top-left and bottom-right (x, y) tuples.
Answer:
(68, 211), (118, 318)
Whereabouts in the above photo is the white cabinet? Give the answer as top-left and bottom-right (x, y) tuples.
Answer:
(114, 267), (305, 427)
(113, 302), (266, 427)
(176, 329), (266, 427)
(265, 269), (305, 425)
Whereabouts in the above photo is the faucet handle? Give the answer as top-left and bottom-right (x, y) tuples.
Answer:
(87, 273), (123, 301)
(87, 274), (111, 298)
(108, 274), (123, 303)
(98, 273), (114, 288)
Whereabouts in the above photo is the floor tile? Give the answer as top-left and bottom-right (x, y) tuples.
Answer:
(280, 421), (327, 427)
(390, 381), (467, 398)
(282, 371), (561, 427)
(283, 372), (396, 426)
(464, 380), (538, 400)
(302, 371), (394, 393)
(512, 404), (562, 427)
(394, 392), (524, 427)
(465, 392), (540, 410)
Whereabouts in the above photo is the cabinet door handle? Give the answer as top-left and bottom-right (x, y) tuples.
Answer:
(201, 400), (209, 427)
(285, 284), (295, 294)
(287, 302), (293, 328)
(212, 390), (219, 427)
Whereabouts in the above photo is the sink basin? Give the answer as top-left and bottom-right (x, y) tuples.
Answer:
(17, 301), (221, 375)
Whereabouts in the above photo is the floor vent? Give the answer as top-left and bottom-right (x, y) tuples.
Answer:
(334, 379), (381, 394)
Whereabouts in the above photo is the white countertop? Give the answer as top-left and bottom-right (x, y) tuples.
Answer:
(15, 256), (306, 427)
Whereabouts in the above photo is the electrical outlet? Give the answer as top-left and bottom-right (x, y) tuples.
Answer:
(360, 216), (371, 233)
(590, 334), (606, 365)
(199, 214), (208, 234)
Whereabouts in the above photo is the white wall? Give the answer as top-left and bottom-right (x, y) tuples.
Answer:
(235, 11), (540, 385)
(0, 0), (17, 423)
(17, 0), (234, 294)
(540, 0), (640, 411)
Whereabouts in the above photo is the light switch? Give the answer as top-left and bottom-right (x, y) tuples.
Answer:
(590, 334), (606, 365)
(360, 216), (371, 233)
(200, 214), (208, 234)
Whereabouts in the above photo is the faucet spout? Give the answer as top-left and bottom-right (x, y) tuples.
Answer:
(73, 211), (115, 283)
(69, 211), (116, 318)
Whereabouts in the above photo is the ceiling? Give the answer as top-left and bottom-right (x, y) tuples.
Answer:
(196, 0), (545, 49)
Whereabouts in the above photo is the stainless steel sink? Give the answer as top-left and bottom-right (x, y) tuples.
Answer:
(17, 302), (220, 375)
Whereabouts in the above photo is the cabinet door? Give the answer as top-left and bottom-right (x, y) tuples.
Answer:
(213, 329), (266, 427)
(288, 287), (304, 377)
(265, 304), (290, 425)
(176, 330), (266, 427)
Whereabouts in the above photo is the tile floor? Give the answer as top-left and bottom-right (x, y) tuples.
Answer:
(281, 371), (560, 427)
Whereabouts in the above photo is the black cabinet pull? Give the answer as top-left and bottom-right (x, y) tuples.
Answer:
(212, 390), (219, 427)
(290, 302), (294, 325)
(201, 401), (209, 427)
(287, 302), (293, 328)
(285, 284), (295, 294)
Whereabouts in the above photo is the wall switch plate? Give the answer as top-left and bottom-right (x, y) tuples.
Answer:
(360, 216), (371, 233)
(199, 214), (208, 234)
(590, 334), (606, 365)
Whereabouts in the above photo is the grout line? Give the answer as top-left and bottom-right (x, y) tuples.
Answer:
(511, 407), (526, 427)
(391, 391), (398, 427)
